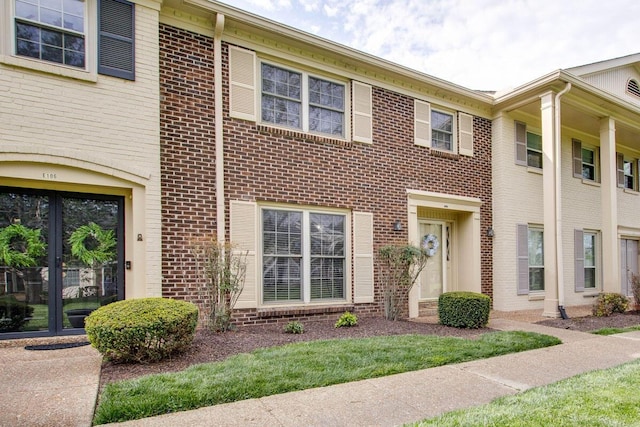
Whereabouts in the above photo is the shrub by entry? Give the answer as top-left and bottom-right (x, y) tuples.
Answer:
(438, 291), (490, 329)
(85, 298), (198, 363)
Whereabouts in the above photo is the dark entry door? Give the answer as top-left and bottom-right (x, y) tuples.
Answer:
(0, 188), (124, 338)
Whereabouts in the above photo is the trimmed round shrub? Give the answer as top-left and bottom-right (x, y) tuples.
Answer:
(592, 293), (629, 317)
(85, 298), (198, 363)
(438, 291), (490, 329)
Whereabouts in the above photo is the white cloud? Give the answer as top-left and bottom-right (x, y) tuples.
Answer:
(223, 0), (640, 90)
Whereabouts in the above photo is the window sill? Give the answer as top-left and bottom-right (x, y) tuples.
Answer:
(583, 292), (599, 298)
(581, 179), (600, 187)
(429, 149), (459, 160)
(0, 54), (97, 83)
(256, 303), (355, 319)
(527, 167), (543, 175)
(528, 292), (545, 301)
(623, 188), (639, 196)
(256, 124), (352, 148)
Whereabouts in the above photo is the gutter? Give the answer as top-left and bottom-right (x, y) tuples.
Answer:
(214, 13), (225, 244)
(555, 82), (571, 319)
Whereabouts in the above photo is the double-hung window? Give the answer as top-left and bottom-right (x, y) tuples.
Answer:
(528, 227), (544, 292)
(583, 232), (597, 289)
(624, 159), (635, 190)
(517, 224), (544, 294)
(7, 0), (135, 80)
(262, 208), (346, 303)
(431, 109), (454, 151)
(261, 63), (345, 138)
(515, 122), (542, 169)
(582, 147), (596, 181)
(14, 0), (86, 68)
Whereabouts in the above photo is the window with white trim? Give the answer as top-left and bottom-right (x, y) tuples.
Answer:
(14, 0), (86, 68)
(260, 62), (345, 138)
(583, 232), (597, 289)
(515, 121), (542, 169)
(431, 109), (454, 151)
(5, 0), (135, 80)
(582, 147), (596, 181)
(262, 208), (346, 303)
(623, 159), (635, 190)
(528, 227), (544, 292)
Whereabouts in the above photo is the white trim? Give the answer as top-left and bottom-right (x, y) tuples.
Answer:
(1, 0), (98, 81)
(258, 58), (350, 140)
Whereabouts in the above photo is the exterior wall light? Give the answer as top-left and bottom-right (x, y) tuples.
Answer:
(393, 220), (403, 231)
(486, 227), (495, 238)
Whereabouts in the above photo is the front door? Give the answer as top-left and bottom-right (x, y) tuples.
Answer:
(621, 239), (639, 296)
(419, 222), (448, 300)
(0, 188), (124, 338)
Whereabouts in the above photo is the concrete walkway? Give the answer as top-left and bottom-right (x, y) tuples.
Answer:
(0, 339), (101, 427)
(2, 318), (640, 427)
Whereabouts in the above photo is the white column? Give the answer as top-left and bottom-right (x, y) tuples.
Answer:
(540, 92), (560, 317)
(600, 117), (619, 293)
(408, 202), (419, 318)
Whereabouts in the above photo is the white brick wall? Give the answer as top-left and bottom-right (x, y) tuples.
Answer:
(0, 1), (162, 298)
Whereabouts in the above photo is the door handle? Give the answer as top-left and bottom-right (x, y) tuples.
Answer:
(56, 257), (62, 268)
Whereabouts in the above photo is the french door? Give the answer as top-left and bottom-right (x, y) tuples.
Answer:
(0, 187), (124, 338)
(621, 239), (639, 296)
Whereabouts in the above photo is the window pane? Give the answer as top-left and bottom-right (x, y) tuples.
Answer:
(582, 149), (594, 165)
(16, 1), (38, 20)
(527, 132), (542, 152)
(432, 111), (452, 132)
(584, 234), (595, 267)
(309, 106), (344, 136)
(432, 130), (452, 150)
(582, 164), (595, 181)
(584, 267), (596, 289)
(527, 151), (543, 169)
(41, 45), (63, 63)
(41, 29), (62, 47)
(63, 0), (84, 16)
(528, 229), (544, 266)
(529, 267), (544, 291)
(40, 7), (63, 27)
(309, 77), (344, 111)
(64, 13), (83, 32)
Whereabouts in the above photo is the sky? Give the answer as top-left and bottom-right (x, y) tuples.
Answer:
(219, 0), (640, 91)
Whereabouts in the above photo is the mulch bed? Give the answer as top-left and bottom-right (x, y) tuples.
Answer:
(99, 311), (640, 387)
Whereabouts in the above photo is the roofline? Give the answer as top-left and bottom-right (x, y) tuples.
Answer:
(185, 0), (494, 104)
(493, 70), (640, 115)
(566, 52), (640, 76)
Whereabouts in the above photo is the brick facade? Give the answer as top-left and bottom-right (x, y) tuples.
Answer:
(159, 24), (492, 326)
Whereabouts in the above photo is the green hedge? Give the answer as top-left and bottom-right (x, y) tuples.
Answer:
(85, 298), (198, 363)
(592, 293), (629, 317)
(438, 291), (490, 329)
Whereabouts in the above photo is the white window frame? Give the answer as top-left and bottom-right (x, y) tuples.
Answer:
(526, 131), (543, 169)
(0, 0), (97, 81)
(430, 107), (457, 153)
(623, 158), (635, 190)
(581, 146), (597, 182)
(528, 226), (544, 292)
(259, 205), (350, 305)
(583, 231), (599, 290)
(259, 60), (347, 139)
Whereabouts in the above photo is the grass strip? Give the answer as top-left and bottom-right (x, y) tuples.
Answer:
(411, 358), (640, 427)
(94, 331), (559, 424)
(591, 325), (640, 336)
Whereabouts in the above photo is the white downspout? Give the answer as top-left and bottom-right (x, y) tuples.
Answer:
(214, 13), (225, 244)
(554, 82), (571, 313)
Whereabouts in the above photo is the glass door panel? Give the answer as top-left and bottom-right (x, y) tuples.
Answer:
(62, 197), (119, 329)
(0, 192), (50, 334)
(420, 223), (444, 300)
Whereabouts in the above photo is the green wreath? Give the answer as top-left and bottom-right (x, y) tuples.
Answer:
(0, 224), (46, 268)
(69, 222), (116, 266)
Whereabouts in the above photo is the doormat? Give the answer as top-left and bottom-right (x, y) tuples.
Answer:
(25, 341), (90, 351)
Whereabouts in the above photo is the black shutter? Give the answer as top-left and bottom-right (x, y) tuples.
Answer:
(98, 0), (135, 80)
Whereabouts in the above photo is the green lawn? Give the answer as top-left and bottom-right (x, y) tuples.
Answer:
(411, 358), (640, 427)
(592, 325), (640, 336)
(93, 331), (559, 424)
